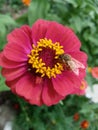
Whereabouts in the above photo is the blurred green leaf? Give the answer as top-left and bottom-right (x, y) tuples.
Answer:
(0, 72), (9, 92)
(65, 0), (78, 7)
(0, 14), (16, 26)
(28, 0), (50, 26)
(88, 36), (98, 46)
(0, 14), (17, 50)
(16, 13), (28, 25)
(45, 13), (62, 23)
(86, 73), (94, 86)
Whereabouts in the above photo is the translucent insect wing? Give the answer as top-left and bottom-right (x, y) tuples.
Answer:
(72, 58), (85, 69)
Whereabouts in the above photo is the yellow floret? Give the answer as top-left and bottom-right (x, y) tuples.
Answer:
(27, 38), (64, 78)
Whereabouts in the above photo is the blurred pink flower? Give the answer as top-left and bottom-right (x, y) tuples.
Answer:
(91, 67), (98, 79)
(0, 19), (87, 106)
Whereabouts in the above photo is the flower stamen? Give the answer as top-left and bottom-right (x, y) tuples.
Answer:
(28, 38), (64, 78)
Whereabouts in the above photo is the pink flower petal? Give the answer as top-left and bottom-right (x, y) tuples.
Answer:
(29, 84), (43, 106)
(52, 71), (81, 96)
(91, 67), (98, 79)
(71, 80), (87, 95)
(7, 25), (32, 51)
(2, 66), (27, 81)
(15, 73), (43, 106)
(42, 78), (64, 106)
(78, 69), (86, 80)
(3, 43), (28, 62)
(45, 21), (81, 52)
(21, 25), (32, 39)
(32, 19), (50, 44)
(6, 78), (20, 93)
(0, 52), (25, 68)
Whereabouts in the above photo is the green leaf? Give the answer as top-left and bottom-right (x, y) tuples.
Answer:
(0, 74), (9, 91)
(86, 73), (94, 87)
(0, 14), (17, 50)
(0, 14), (16, 26)
(28, 0), (50, 26)
(65, 0), (78, 7)
(88, 36), (98, 46)
(69, 16), (83, 33)
(16, 13), (28, 25)
(0, 67), (9, 91)
(45, 13), (62, 23)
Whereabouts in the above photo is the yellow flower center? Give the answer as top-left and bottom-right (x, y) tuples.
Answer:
(28, 38), (64, 78)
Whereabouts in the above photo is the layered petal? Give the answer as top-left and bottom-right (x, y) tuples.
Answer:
(45, 21), (81, 52)
(52, 71), (82, 96)
(32, 19), (50, 44)
(2, 66), (27, 81)
(71, 80), (87, 95)
(42, 78), (64, 106)
(7, 73), (43, 106)
(3, 42), (28, 62)
(20, 25), (32, 43)
(0, 52), (26, 68)
(6, 78), (21, 94)
(16, 73), (43, 106)
(7, 25), (32, 51)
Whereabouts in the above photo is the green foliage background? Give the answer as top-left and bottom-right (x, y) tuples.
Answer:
(0, 0), (98, 130)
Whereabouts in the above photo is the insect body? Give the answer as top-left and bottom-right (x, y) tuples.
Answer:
(58, 54), (85, 75)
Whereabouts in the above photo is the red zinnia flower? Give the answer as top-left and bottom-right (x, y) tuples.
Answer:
(91, 67), (98, 79)
(80, 120), (89, 129)
(0, 19), (87, 106)
(73, 113), (80, 121)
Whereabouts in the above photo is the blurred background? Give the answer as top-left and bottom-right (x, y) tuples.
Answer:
(0, 0), (98, 130)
